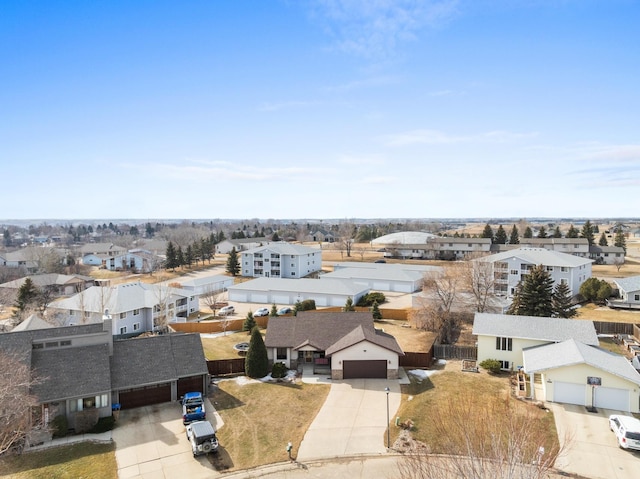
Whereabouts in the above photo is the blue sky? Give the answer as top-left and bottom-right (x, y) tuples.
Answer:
(1, 0), (639, 220)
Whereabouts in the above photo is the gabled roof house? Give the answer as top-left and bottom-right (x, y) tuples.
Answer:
(265, 311), (403, 380)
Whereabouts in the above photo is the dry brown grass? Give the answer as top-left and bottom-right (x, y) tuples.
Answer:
(211, 379), (329, 471)
(201, 330), (258, 360)
(375, 319), (435, 353)
(576, 303), (640, 323)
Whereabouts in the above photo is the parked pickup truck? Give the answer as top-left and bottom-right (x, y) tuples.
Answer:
(182, 392), (206, 425)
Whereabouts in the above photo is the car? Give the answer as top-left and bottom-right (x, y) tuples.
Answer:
(186, 420), (218, 456)
(277, 306), (293, 316)
(609, 414), (640, 451)
(218, 305), (235, 316)
(374, 259), (386, 263)
(253, 307), (269, 317)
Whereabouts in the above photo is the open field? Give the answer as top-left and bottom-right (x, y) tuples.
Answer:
(211, 378), (329, 471)
(577, 303), (640, 323)
(0, 442), (116, 479)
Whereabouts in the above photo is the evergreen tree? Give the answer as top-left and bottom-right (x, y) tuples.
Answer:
(243, 312), (256, 333)
(593, 224), (600, 234)
(185, 245), (194, 267)
(271, 232), (280, 242)
(165, 241), (178, 270)
(506, 264), (554, 317)
(176, 246), (185, 268)
(566, 224), (579, 238)
(506, 281), (523, 316)
(494, 225), (508, 245)
(344, 297), (355, 312)
(3, 229), (12, 247)
(598, 233), (608, 246)
(552, 226), (562, 238)
(14, 278), (39, 315)
(580, 220), (595, 246)
(552, 282), (577, 318)
(509, 225), (520, 245)
(226, 247), (240, 276)
(371, 301), (382, 320)
(537, 226), (547, 238)
(293, 300), (302, 316)
(270, 304), (278, 317)
(580, 277), (613, 303)
(245, 327), (269, 378)
(481, 224), (494, 243)
(523, 226), (533, 239)
(614, 229), (627, 253)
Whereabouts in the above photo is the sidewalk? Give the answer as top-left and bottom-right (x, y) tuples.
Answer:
(26, 430), (112, 452)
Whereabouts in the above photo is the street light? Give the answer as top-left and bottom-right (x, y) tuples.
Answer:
(384, 387), (390, 449)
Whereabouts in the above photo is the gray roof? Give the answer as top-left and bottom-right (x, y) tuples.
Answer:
(243, 242), (321, 256)
(614, 275), (640, 294)
(476, 247), (593, 267)
(265, 312), (403, 356)
(0, 273), (93, 289)
(333, 262), (442, 273)
(179, 274), (233, 289)
(523, 339), (640, 386)
(228, 277), (368, 296)
(11, 315), (53, 331)
(79, 243), (127, 254)
(31, 344), (112, 402)
(472, 313), (598, 345)
(51, 281), (190, 315)
(111, 333), (207, 389)
(325, 264), (441, 283)
(589, 245), (625, 254)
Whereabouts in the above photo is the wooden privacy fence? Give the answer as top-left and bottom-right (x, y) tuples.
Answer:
(314, 307), (409, 321)
(399, 351), (433, 368)
(593, 321), (637, 336)
(171, 316), (269, 334)
(432, 344), (478, 360)
(207, 358), (245, 376)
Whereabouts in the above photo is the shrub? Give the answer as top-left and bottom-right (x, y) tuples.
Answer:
(90, 416), (116, 433)
(371, 301), (383, 320)
(479, 359), (502, 374)
(50, 415), (68, 438)
(357, 292), (386, 307)
(271, 362), (288, 379)
(299, 299), (316, 311)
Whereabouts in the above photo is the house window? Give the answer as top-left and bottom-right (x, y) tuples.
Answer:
(276, 348), (287, 360)
(561, 279), (568, 285)
(495, 337), (512, 351)
(69, 310), (75, 316)
(32, 343), (44, 350)
(84, 311), (91, 318)
(70, 394), (109, 412)
(60, 340), (71, 347)
(510, 270), (518, 275)
(561, 267), (568, 272)
(499, 360), (510, 370)
(133, 323), (140, 331)
(120, 312), (127, 319)
(635, 294), (640, 301)
(45, 341), (58, 348)
(546, 266), (553, 272)
(120, 326), (127, 334)
(133, 309), (140, 316)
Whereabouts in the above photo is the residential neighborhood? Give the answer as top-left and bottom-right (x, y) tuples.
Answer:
(1, 217), (640, 479)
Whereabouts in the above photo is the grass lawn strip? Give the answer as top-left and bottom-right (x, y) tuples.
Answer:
(0, 442), (117, 479)
(212, 378), (330, 471)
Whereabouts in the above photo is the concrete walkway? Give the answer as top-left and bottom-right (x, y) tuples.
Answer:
(296, 377), (403, 461)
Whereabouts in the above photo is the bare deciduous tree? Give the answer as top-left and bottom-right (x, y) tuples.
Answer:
(464, 255), (498, 313)
(338, 221), (356, 258)
(397, 393), (566, 479)
(613, 257), (625, 273)
(152, 276), (174, 333)
(0, 350), (44, 455)
(412, 265), (464, 344)
(200, 285), (224, 318)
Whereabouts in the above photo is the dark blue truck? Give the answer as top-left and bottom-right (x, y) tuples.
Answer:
(182, 392), (206, 425)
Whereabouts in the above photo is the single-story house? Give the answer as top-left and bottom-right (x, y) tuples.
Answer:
(227, 277), (369, 307)
(609, 275), (640, 310)
(326, 262), (442, 293)
(0, 319), (208, 433)
(473, 312), (599, 372)
(264, 311), (404, 379)
(215, 237), (270, 254)
(523, 339), (640, 413)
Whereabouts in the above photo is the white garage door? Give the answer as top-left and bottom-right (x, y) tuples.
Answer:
(272, 295), (290, 304)
(594, 387), (629, 412)
(250, 293), (269, 303)
(554, 382), (586, 406)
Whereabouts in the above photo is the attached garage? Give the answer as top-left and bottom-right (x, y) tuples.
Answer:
(343, 360), (387, 379)
(119, 382), (171, 409)
(595, 387), (629, 411)
(553, 382), (586, 406)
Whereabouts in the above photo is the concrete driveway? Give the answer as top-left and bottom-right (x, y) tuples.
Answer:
(296, 378), (401, 461)
(113, 398), (224, 479)
(550, 402), (640, 479)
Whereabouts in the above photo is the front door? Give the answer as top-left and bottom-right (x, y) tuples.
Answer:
(304, 351), (314, 363)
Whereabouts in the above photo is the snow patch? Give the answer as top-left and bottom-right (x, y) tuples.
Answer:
(408, 369), (442, 381)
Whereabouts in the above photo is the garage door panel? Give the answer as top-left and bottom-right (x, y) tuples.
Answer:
(119, 383), (171, 409)
(554, 382), (586, 406)
(343, 360), (387, 379)
(594, 387), (629, 412)
(177, 375), (205, 397)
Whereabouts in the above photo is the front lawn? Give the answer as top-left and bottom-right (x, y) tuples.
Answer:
(201, 330), (254, 360)
(211, 378), (329, 471)
(392, 367), (559, 462)
(0, 442), (116, 479)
